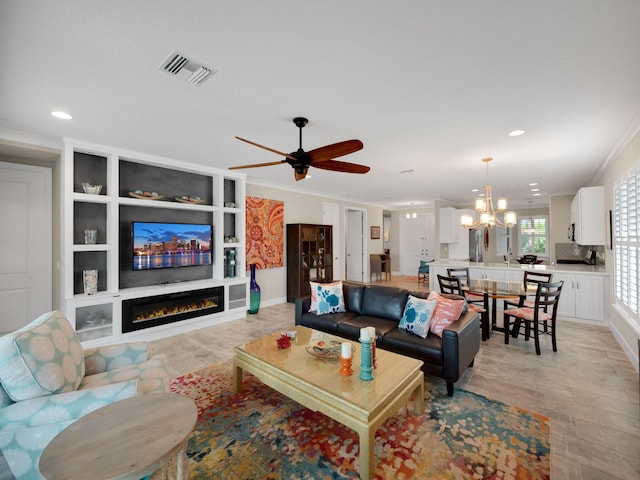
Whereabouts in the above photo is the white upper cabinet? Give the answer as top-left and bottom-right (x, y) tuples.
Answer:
(571, 186), (605, 245)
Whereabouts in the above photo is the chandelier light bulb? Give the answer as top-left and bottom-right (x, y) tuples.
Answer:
(461, 157), (514, 230)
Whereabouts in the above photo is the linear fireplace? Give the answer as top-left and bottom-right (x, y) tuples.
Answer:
(122, 287), (224, 333)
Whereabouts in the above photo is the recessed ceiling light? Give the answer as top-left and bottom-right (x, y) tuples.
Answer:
(531, 188), (539, 192)
(51, 111), (72, 120)
(471, 188), (479, 192)
(529, 182), (538, 186)
(508, 129), (526, 137)
(533, 193), (542, 196)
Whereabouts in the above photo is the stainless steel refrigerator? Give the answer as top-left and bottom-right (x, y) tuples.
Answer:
(469, 229), (483, 262)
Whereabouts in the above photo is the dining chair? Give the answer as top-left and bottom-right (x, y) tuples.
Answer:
(418, 260), (431, 285)
(370, 254), (383, 282)
(503, 280), (564, 355)
(504, 271), (553, 310)
(447, 267), (486, 306)
(438, 274), (490, 341)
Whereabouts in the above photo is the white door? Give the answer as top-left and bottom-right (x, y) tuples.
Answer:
(399, 213), (435, 275)
(345, 209), (365, 282)
(0, 161), (52, 332)
(322, 202), (341, 280)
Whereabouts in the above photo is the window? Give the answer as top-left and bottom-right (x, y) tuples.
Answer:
(519, 216), (548, 255)
(496, 226), (511, 256)
(614, 164), (640, 323)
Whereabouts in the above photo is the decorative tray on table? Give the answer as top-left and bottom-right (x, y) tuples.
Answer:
(305, 339), (355, 360)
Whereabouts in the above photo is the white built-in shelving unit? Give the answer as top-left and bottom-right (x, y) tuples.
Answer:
(61, 139), (248, 346)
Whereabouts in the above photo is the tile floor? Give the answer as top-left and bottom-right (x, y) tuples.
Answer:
(149, 276), (640, 479)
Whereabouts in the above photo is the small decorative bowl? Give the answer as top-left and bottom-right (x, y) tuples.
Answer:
(82, 183), (103, 195)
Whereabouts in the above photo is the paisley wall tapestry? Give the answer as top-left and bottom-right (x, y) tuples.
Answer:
(245, 197), (284, 269)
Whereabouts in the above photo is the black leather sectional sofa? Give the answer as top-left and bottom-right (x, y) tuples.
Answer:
(294, 282), (481, 396)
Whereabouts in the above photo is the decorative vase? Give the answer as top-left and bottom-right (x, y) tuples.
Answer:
(248, 263), (261, 314)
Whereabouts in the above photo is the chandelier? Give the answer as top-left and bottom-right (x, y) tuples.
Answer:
(460, 157), (517, 229)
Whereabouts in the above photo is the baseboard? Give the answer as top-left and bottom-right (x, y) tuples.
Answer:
(610, 304), (640, 373)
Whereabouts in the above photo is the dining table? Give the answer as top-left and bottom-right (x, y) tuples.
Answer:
(463, 279), (531, 336)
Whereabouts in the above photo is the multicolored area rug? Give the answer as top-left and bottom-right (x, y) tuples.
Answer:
(170, 363), (550, 479)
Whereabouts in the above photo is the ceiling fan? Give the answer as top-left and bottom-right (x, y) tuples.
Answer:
(230, 117), (369, 181)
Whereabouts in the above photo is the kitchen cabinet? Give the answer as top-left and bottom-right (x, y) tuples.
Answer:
(468, 267), (505, 281)
(439, 207), (459, 243)
(571, 186), (605, 245)
(552, 273), (606, 323)
(440, 208), (473, 260)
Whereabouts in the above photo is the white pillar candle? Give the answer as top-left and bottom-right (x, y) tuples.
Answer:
(341, 342), (352, 358)
(360, 327), (371, 341)
(368, 326), (376, 340)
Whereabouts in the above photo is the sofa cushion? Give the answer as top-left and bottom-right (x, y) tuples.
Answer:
(398, 296), (437, 338)
(336, 316), (399, 344)
(343, 283), (366, 314)
(360, 286), (408, 322)
(298, 311), (357, 334)
(0, 311), (85, 402)
(315, 282), (347, 315)
(382, 328), (444, 365)
(428, 291), (467, 338)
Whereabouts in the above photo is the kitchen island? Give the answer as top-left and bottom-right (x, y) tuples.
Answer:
(429, 260), (608, 325)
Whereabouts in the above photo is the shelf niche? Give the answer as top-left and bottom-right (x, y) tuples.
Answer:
(119, 160), (213, 204)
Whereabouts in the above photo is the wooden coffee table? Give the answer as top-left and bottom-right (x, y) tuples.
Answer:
(233, 326), (424, 480)
(39, 393), (197, 480)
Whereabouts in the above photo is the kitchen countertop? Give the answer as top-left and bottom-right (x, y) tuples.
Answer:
(430, 260), (607, 275)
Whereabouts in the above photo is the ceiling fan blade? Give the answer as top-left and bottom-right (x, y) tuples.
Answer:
(235, 136), (297, 161)
(228, 160), (286, 170)
(311, 159), (370, 174)
(294, 168), (309, 181)
(307, 139), (363, 163)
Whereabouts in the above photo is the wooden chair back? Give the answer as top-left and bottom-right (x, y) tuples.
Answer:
(446, 267), (471, 286)
(437, 274), (463, 296)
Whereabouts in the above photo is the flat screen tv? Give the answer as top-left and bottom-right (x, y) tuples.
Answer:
(132, 221), (212, 271)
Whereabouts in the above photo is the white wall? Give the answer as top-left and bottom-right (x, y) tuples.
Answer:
(596, 125), (640, 370)
(245, 183), (383, 304)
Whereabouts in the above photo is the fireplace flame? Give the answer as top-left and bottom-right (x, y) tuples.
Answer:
(133, 298), (218, 323)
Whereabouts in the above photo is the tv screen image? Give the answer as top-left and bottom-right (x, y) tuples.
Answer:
(132, 222), (212, 270)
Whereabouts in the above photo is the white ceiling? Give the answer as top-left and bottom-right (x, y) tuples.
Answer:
(2, 0), (640, 210)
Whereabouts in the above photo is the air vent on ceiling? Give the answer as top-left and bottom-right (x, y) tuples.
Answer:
(160, 51), (216, 86)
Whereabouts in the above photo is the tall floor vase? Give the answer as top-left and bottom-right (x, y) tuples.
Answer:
(248, 263), (261, 314)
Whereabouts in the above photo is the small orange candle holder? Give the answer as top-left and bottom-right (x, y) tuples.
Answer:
(340, 355), (353, 376)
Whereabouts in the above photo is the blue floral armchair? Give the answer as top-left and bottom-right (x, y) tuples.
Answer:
(0, 311), (170, 479)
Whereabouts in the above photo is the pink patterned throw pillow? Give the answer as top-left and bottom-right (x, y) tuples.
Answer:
(427, 291), (466, 337)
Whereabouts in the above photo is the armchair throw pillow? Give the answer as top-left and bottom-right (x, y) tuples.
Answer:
(0, 311), (85, 402)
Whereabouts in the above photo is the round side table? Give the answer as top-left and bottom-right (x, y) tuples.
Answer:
(39, 392), (196, 480)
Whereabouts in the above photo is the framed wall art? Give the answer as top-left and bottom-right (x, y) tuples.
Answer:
(371, 226), (381, 239)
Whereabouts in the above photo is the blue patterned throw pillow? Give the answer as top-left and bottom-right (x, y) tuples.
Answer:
(399, 295), (437, 338)
(316, 282), (346, 315)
